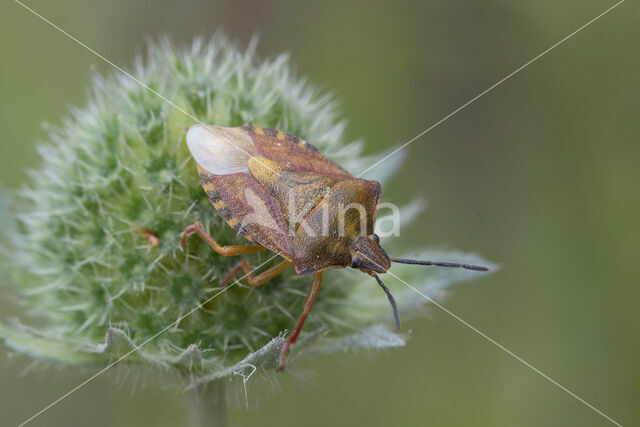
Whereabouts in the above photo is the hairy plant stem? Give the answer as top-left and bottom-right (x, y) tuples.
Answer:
(189, 381), (227, 427)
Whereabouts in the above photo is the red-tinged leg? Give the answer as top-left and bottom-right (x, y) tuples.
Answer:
(279, 272), (323, 371)
(140, 231), (160, 247)
(181, 221), (265, 255)
(131, 225), (160, 247)
(221, 260), (293, 287)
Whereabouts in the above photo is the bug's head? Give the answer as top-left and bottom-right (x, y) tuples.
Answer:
(349, 234), (490, 331)
(349, 233), (390, 275)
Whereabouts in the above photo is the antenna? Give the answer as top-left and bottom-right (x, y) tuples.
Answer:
(373, 274), (400, 329)
(390, 257), (489, 272)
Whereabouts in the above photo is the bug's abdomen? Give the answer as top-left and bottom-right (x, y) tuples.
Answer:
(198, 167), (250, 239)
(196, 164), (294, 258)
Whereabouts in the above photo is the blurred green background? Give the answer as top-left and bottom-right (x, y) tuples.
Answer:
(1, 0), (638, 426)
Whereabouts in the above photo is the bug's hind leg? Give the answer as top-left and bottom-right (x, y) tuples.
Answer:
(221, 260), (293, 287)
(279, 272), (322, 371)
(181, 221), (265, 256)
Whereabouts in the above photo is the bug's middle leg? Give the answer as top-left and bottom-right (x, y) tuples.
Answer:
(221, 259), (293, 287)
(181, 221), (265, 255)
(279, 272), (323, 371)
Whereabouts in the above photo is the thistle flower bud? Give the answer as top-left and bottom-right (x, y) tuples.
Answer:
(0, 36), (491, 414)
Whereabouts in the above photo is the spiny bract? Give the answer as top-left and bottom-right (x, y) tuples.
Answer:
(0, 36), (490, 387)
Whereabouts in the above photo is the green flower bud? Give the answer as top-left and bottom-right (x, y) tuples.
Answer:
(0, 36), (491, 417)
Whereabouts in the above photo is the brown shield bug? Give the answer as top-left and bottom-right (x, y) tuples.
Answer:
(181, 124), (488, 370)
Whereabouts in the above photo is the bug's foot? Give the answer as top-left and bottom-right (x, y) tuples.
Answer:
(131, 225), (160, 247)
(180, 222), (203, 248)
(278, 358), (287, 371)
(278, 340), (292, 371)
(140, 231), (160, 247)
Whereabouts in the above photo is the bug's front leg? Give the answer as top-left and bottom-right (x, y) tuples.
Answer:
(181, 221), (265, 255)
(279, 272), (323, 371)
(221, 260), (292, 287)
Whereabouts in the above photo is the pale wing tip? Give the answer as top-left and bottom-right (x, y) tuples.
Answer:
(186, 124), (215, 167)
(186, 124), (217, 150)
(186, 124), (252, 175)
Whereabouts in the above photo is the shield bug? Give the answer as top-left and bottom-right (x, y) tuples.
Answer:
(181, 124), (488, 370)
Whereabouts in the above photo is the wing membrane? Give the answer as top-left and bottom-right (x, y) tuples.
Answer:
(186, 125), (259, 175)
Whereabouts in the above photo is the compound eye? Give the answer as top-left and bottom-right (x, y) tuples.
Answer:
(371, 233), (379, 244)
(351, 255), (361, 269)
